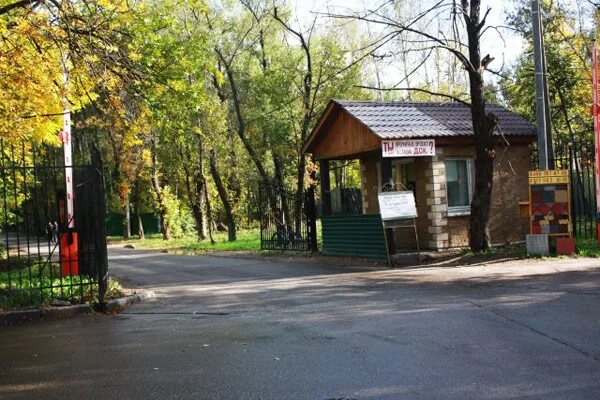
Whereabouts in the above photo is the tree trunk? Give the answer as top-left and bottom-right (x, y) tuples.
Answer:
(293, 154), (307, 233)
(183, 138), (207, 241)
(227, 128), (242, 207)
(123, 196), (131, 239)
(273, 9), (314, 237)
(203, 177), (216, 244)
(215, 48), (277, 209)
(465, 0), (497, 251)
(195, 136), (208, 240)
(150, 136), (170, 241)
(209, 148), (236, 241)
(133, 176), (145, 240)
(137, 214), (144, 240)
(273, 153), (292, 232)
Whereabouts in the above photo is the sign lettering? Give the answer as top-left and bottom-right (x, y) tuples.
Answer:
(528, 169), (569, 184)
(382, 139), (435, 157)
(377, 191), (418, 221)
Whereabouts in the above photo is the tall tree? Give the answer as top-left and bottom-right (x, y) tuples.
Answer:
(502, 1), (594, 148)
(331, 0), (502, 251)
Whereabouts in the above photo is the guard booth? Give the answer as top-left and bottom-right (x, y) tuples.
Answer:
(304, 100), (537, 260)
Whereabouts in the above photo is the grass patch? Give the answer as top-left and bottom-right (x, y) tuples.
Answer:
(576, 238), (600, 258)
(460, 245), (527, 259)
(0, 262), (124, 312)
(109, 229), (261, 254)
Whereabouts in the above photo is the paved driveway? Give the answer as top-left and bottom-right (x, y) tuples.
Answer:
(1, 248), (600, 399)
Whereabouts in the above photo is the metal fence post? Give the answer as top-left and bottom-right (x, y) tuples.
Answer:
(92, 147), (108, 309)
(306, 186), (318, 252)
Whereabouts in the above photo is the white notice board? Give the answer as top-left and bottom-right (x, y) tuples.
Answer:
(377, 191), (418, 221)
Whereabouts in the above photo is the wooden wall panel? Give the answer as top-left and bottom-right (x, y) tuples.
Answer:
(310, 110), (381, 160)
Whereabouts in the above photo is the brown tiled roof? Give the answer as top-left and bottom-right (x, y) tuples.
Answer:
(334, 100), (536, 138)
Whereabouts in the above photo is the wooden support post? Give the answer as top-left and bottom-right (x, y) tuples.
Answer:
(306, 185), (318, 252)
(320, 160), (332, 216)
(380, 156), (395, 253)
(381, 157), (393, 189)
(413, 218), (421, 265)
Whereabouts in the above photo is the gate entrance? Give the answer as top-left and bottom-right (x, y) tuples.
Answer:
(259, 184), (317, 252)
(0, 141), (108, 309)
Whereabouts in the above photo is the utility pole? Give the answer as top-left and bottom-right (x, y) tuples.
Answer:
(531, 0), (552, 170)
(541, 33), (555, 168)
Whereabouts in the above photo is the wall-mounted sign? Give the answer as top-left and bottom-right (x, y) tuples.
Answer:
(528, 169), (569, 185)
(377, 191), (418, 221)
(528, 170), (571, 236)
(382, 139), (435, 158)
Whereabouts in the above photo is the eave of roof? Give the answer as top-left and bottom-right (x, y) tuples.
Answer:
(304, 99), (536, 154)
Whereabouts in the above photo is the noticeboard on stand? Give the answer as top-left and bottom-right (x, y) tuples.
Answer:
(377, 191), (420, 266)
(377, 191), (418, 221)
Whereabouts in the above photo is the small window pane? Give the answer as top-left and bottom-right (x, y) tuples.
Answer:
(446, 160), (469, 207)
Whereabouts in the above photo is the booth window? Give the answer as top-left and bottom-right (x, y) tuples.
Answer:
(445, 158), (473, 216)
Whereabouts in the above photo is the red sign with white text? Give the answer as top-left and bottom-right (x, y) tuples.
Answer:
(382, 139), (435, 158)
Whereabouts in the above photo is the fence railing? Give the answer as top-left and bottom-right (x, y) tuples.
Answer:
(0, 141), (107, 310)
(258, 184), (317, 252)
(540, 141), (598, 240)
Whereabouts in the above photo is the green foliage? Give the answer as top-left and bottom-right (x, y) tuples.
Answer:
(0, 262), (124, 311)
(153, 186), (195, 238)
(502, 1), (593, 147)
(576, 238), (600, 258)
(7, 1), (367, 242)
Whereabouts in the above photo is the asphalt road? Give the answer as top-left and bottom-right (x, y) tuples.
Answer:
(1, 248), (600, 399)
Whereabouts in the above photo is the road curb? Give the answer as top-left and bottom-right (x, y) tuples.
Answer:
(102, 289), (155, 313)
(0, 289), (154, 327)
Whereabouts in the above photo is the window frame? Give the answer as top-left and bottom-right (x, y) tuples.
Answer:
(445, 157), (474, 217)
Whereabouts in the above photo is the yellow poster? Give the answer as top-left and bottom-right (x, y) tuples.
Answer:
(528, 169), (569, 184)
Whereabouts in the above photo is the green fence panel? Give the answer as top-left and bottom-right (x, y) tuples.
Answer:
(321, 214), (387, 260)
(105, 213), (161, 236)
(105, 213), (122, 236)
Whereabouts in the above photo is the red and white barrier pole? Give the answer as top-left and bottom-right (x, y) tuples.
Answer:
(59, 58), (78, 276)
(61, 64), (74, 229)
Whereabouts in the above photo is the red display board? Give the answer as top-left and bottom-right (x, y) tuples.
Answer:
(529, 170), (572, 237)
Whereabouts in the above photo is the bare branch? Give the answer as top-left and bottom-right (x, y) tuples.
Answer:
(355, 85), (471, 106)
(323, 11), (475, 72)
(0, 0), (38, 16)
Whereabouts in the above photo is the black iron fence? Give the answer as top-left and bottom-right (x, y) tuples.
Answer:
(546, 141), (597, 240)
(259, 184), (317, 252)
(0, 141), (108, 309)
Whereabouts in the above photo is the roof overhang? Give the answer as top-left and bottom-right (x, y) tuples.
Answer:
(303, 99), (536, 159)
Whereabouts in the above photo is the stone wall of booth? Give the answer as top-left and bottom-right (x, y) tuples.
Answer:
(422, 148), (449, 249)
(488, 144), (530, 245)
(358, 143), (530, 251)
(442, 144), (530, 247)
(359, 153), (449, 250)
(443, 146), (474, 248)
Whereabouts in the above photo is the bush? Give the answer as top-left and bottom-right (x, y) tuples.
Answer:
(158, 186), (195, 238)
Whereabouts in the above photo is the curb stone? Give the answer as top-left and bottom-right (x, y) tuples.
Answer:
(102, 289), (155, 312)
(0, 289), (154, 327)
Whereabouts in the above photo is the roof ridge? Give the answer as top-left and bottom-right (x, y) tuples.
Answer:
(334, 99), (461, 105)
(329, 99), (535, 140)
(333, 99), (516, 109)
